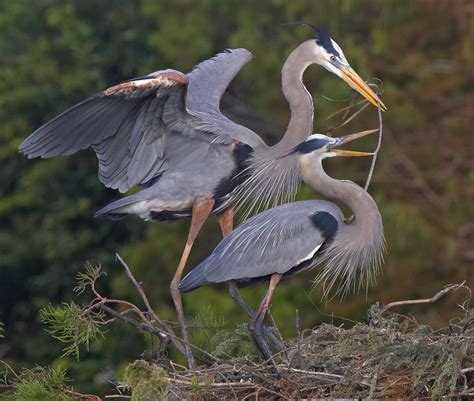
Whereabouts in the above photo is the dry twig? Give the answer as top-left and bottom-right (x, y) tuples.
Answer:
(377, 281), (468, 316)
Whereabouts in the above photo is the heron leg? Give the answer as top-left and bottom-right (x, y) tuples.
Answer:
(216, 207), (234, 237)
(170, 198), (215, 370)
(217, 210), (284, 350)
(217, 211), (284, 354)
(228, 281), (284, 351)
(217, 210), (253, 318)
(248, 274), (282, 363)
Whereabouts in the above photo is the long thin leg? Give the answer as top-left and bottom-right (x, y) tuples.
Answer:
(218, 210), (254, 316)
(218, 209), (284, 351)
(217, 207), (234, 237)
(218, 209), (254, 317)
(229, 281), (284, 350)
(171, 199), (215, 370)
(248, 274), (282, 362)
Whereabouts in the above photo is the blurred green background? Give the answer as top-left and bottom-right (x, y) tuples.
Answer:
(0, 0), (473, 395)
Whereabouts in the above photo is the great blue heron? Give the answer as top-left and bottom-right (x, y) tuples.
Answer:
(18, 28), (384, 367)
(179, 129), (385, 361)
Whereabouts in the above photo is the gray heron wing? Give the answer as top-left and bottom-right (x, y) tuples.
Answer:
(179, 200), (341, 292)
(19, 69), (232, 193)
(186, 48), (252, 115)
(186, 49), (266, 149)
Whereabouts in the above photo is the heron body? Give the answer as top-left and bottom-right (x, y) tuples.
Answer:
(19, 28), (385, 368)
(179, 131), (385, 360)
(94, 138), (254, 221)
(178, 200), (342, 290)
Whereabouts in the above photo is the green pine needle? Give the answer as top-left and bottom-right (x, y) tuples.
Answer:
(39, 302), (105, 361)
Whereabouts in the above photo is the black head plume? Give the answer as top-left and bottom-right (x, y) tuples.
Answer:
(314, 28), (341, 58)
(282, 21), (319, 35)
(283, 22), (341, 58)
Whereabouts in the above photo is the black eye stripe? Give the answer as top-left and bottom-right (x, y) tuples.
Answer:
(293, 138), (330, 154)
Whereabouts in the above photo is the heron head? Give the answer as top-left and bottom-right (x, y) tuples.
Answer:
(289, 129), (378, 159)
(292, 23), (387, 111)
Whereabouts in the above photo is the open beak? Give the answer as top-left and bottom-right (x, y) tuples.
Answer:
(332, 149), (374, 157)
(331, 129), (378, 157)
(340, 67), (387, 111)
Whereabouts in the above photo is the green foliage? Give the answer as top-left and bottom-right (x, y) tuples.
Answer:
(121, 360), (168, 401)
(39, 302), (105, 361)
(190, 304), (227, 347)
(0, 0), (472, 395)
(210, 323), (255, 359)
(188, 374), (213, 394)
(191, 305), (227, 330)
(74, 262), (105, 295)
(9, 366), (71, 401)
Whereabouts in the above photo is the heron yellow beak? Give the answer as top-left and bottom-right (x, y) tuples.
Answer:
(331, 128), (378, 157)
(332, 149), (373, 157)
(336, 129), (378, 145)
(340, 67), (387, 111)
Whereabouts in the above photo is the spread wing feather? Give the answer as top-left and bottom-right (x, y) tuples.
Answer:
(19, 49), (264, 192)
(19, 70), (223, 192)
(186, 48), (253, 115)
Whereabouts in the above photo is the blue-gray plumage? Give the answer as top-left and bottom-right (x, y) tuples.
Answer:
(18, 30), (385, 368)
(179, 130), (385, 360)
(178, 201), (342, 291)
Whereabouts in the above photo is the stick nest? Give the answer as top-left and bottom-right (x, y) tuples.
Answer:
(126, 304), (473, 400)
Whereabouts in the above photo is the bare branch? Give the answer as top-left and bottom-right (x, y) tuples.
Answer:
(115, 253), (185, 355)
(95, 304), (220, 365)
(95, 304), (171, 340)
(377, 282), (467, 315)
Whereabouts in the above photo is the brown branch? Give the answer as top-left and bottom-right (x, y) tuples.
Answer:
(96, 304), (169, 339)
(115, 253), (166, 326)
(95, 304), (220, 365)
(62, 388), (102, 400)
(114, 253), (185, 355)
(377, 282), (467, 315)
(100, 298), (148, 322)
(0, 360), (19, 379)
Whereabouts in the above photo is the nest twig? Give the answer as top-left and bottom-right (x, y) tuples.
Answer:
(138, 281), (471, 400)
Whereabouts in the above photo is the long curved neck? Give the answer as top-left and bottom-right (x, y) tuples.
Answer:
(235, 42), (319, 214)
(272, 40), (315, 153)
(300, 155), (381, 230)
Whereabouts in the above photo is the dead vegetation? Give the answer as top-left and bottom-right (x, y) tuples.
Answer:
(2, 257), (472, 400)
(117, 285), (473, 400)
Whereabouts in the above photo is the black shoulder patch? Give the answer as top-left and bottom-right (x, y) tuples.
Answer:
(315, 28), (341, 58)
(213, 142), (254, 206)
(233, 142), (254, 160)
(292, 138), (330, 154)
(310, 211), (338, 242)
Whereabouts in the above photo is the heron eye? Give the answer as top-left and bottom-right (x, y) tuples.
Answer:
(330, 55), (337, 62)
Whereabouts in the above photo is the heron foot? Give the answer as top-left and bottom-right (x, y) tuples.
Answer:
(248, 318), (276, 365)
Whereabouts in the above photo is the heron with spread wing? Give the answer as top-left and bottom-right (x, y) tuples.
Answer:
(19, 27), (384, 367)
(179, 129), (385, 361)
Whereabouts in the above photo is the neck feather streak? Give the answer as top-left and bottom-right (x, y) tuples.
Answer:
(301, 156), (386, 297)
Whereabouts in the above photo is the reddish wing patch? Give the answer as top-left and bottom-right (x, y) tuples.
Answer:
(103, 70), (188, 96)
